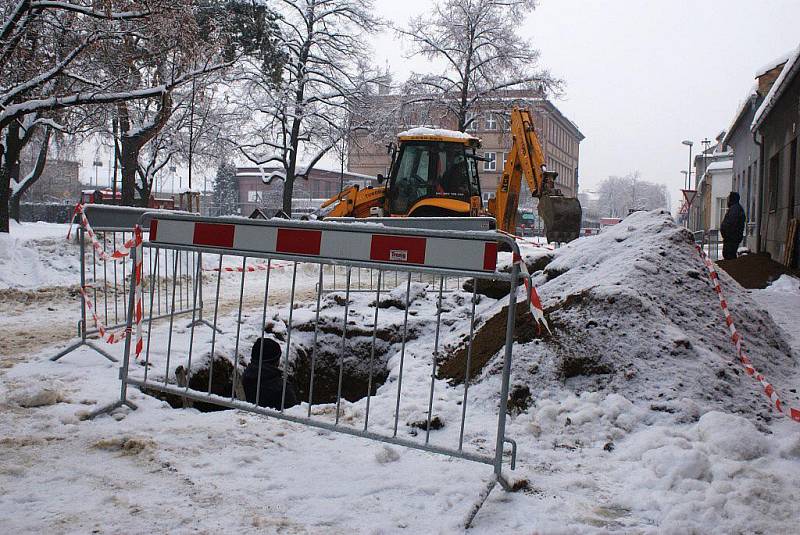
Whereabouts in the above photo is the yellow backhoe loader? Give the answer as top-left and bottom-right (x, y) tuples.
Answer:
(319, 107), (582, 242)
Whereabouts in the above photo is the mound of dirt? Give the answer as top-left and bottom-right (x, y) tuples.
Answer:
(717, 252), (796, 289)
(441, 210), (798, 423)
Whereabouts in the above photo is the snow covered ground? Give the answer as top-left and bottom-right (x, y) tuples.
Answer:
(1, 216), (799, 534)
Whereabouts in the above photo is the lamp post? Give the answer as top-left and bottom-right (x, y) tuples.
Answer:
(681, 140), (694, 189)
(93, 160), (102, 188)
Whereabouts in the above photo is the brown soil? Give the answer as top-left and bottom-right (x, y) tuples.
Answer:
(716, 252), (797, 289)
(437, 300), (545, 383)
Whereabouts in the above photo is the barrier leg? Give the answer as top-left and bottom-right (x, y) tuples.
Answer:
(51, 229), (118, 363)
(85, 245), (140, 420)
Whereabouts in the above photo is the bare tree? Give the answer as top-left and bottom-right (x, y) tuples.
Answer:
(597, 172), (670, 217)
(0, 0), (234, 229)
(233, 0), (380, 215)
(397, 0), (560, 132)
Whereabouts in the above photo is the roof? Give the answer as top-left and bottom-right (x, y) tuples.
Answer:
(754, 51), (793, 77)
(396, 127), (481, 146)
(752, 42), (800, 131)
(706, 160), (733, 172)
(721, 85), (759, 146)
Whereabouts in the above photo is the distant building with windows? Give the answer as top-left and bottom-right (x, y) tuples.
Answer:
(235, 166), (376, 216)
(18, 157), (81, 203)
(347, 89), (584, 201)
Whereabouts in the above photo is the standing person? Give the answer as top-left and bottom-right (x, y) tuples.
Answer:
(242, 337), (299, 410)
(719, 191), (746, 260)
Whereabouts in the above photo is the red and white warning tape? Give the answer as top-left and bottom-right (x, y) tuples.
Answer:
(498, 230), (550, 333)
(205, 260), (294, 273)
(67, 203), (138, 263)
(68, 206), (144, 359)
(132, 226), (144, 361)
(696, 245), (800, 423)
(78, 286), (130, 344)
(513, 251), (551, 334)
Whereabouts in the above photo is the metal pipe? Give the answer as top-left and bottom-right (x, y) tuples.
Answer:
(364, 270), (382, 431)
(393, 273), (412, 437)
(334, 267), (352, 424)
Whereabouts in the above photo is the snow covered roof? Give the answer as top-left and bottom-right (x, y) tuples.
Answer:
(706, 160), (733, 172)
(754, 51), (793, 77)
(397, 127), (480, 143)
(752, 42), (800, 131)
(721, 84), (759, 146)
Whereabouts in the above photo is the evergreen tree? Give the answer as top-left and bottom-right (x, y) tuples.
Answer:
(213, 161), (240, 215)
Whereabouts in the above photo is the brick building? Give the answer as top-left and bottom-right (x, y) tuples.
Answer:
(347, 89), (584, 202)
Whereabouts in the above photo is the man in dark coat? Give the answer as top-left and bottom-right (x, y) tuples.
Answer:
(242, 337), (299, 410)
(719, 191), (746, 260)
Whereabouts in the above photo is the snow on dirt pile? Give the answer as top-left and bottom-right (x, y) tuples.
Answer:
(507, 209), (797, 424)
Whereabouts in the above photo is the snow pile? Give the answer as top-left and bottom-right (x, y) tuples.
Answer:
(0, 222), (81, 290)
(490, 210), (797, 424)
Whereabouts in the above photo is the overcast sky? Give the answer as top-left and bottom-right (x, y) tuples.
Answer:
(78, 0), (800, 208)
(372, 0), (800, 207)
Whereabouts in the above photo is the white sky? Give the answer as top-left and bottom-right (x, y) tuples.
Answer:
(372, 0), (800, 207)
(77, 0), (800, 210)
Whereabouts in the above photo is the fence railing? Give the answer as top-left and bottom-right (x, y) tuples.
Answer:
(693, 228), (721, 261)
(51, 205), (204, 363)
(93, 213), (523, 526)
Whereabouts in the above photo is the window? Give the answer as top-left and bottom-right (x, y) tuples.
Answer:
(247, 190), (258, 202)
(483, 151), (497, 171)
(769, 153), (780, 213)
(485, 113), (497, 130)
(501, 152), (508, 170)
(390, 142), (473, 213)
(717, 198), (727, 229)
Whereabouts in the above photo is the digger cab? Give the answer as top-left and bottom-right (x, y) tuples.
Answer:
(385, 129), (483, 217)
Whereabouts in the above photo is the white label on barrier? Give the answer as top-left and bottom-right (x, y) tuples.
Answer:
(390, 249), (408, 262)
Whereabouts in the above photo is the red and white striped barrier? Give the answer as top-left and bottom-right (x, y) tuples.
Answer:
(149, 218), (499, 273)
(697, 245), (800, 423)
(67, 203), (138, 262)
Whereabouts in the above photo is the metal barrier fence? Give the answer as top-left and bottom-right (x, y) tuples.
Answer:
(96, 213), (523, 525)
(693, 229), (721, 261)
(51, 205), (204, 362)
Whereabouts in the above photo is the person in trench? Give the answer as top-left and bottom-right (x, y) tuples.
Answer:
(242, 337), (299, 410)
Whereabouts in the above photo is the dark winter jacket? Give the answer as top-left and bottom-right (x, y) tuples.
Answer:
(242, 361), (299, 410)
(720, 193), (746, 244)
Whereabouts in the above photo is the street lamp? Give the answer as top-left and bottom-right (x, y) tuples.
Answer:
(681, 140), (693, 189)
(93, 160), (102, 187)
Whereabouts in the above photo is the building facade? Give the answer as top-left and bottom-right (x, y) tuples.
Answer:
(721, 60), (788, 249)
(698, 160), (734, 231)
(235, 167), (376, 216)
(751, 45), (800, 264)
(348, 90), (584, 202)
(18, 158), (81, 203)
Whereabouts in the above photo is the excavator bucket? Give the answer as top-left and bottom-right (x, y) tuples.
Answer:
(537, 195), (583, 243)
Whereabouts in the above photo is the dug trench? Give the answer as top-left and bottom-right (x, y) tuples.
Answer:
(142, 316), (416, 412)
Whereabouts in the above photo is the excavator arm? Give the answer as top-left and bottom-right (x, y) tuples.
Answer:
(492, 108), (582, 242)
